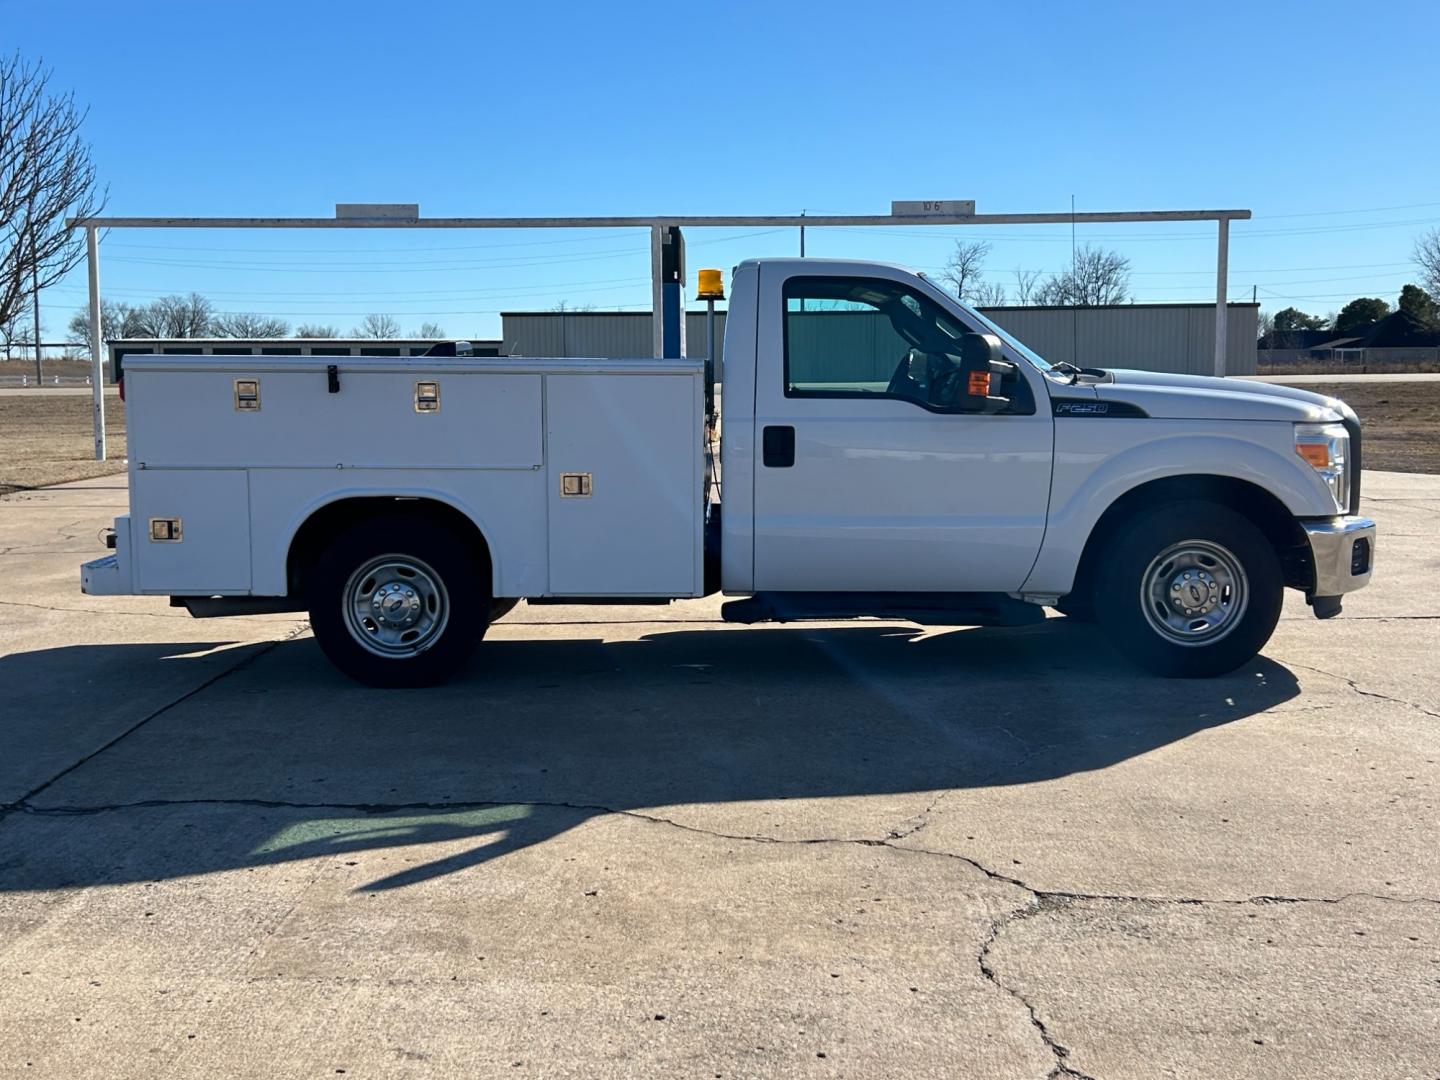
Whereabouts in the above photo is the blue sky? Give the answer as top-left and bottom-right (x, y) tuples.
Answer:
(10, 0), (1440, 340)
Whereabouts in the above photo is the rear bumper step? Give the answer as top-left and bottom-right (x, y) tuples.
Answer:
(81, 554), (132, 596)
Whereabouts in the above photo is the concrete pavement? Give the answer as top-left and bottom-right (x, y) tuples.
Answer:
(1, 474), (1437, 1078)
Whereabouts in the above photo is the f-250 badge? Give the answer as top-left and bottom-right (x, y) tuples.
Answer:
(1055, 401), (1111, 415)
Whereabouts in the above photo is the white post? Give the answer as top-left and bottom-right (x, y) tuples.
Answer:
(86, 226), (106, 460)
(650, 225), (664, 359)
(1214, 217), (1230, 377)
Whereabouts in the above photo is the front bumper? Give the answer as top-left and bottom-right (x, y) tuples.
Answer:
(1302, 515), (1375, 606)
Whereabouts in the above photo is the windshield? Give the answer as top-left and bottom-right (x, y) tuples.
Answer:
(910, 272), (1053, 371)
(958, 304), (1053, 371)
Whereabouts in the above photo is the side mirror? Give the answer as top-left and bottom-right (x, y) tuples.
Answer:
(956, 332), (1009, 412)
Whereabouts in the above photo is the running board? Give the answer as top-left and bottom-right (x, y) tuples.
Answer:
(175, 596), (306, 618)
(720, 592), (1044, 627)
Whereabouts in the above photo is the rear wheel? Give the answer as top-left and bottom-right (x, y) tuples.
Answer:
(309, 517), (487, 687)
(1095, 501), (1282, 677)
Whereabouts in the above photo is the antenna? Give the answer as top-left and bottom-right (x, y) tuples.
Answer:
(1071, 194), (1079, 366)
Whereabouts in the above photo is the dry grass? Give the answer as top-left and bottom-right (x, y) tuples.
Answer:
(0, 356), (95, 376)
(1259, 359), (1440, 376)
(0, 393), (127, 495)
(1285, 381), (1440, 474)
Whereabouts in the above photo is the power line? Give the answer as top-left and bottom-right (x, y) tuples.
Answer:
(47, 275), (654, 302)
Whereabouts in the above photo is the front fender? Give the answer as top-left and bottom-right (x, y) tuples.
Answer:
(1022, 421), (1336, 596)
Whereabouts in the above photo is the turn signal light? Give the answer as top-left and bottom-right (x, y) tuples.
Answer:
(1296, 443), (1330, 468)
(968, 371), (991, 397)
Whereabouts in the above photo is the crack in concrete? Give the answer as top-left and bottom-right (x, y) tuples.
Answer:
(2, 625), (310, 812)
(0, 599), (194, 619)
(1288, 660), (1440, 720)
(9, 793), (1437, 910)
(979, 899), (1099, 1080)
(8, 788), (1437, 1077)
(884, 789), (949, 841)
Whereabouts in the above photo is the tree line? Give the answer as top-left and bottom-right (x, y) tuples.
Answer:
(67, 296), (444, 342)
(942, 241), (1132, 307)
(945, 231), (1440, 349)
(1262, 282), (1439, 347)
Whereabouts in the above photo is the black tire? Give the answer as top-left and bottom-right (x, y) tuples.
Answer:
(1054, 591), (1096, 623)
(1095, 501), (1283, 678)
(308, 516), (488, 687)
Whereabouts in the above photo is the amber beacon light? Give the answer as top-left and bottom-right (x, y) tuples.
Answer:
(696, 268), (725, 300)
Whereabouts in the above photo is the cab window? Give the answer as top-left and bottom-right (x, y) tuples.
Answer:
(783, 276), (975, 410)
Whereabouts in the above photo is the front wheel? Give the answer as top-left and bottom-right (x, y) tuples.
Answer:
(1095, 501), (1283, 678)
(308, 517), (488, 687)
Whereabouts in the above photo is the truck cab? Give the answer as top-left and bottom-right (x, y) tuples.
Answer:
(83, 257), (1376, 686)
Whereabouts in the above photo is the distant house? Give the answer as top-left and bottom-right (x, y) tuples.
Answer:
(1257, 327), (1332, 351)
(1259, 311), (1440, 367)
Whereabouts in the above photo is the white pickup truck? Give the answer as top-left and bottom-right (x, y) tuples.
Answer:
(82, 258), (1375, 686)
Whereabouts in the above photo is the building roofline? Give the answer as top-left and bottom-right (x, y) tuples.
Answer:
(109, 337), (502, 345)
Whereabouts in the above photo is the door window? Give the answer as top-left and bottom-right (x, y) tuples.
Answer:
(783, 276), (976, 411)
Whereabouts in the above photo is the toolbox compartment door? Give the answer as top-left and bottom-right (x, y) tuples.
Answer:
(132, 469), (252, 594)
(545, 373), (701, 596)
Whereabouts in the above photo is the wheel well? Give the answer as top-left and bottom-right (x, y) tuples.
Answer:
(286, 497), (492, 599)
(1065, 475), (1311, 608)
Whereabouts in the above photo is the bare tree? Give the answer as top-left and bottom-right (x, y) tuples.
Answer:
(1, 309), (31, 361)
(1012, 267), (1043, 305)
(132, 293), (214, 337)
(415, 321), (446, 338)
(69, 298), (145, 342)
(1415, 228), (1440, 296)
(1257, 310), (1274, 344)
(941, 240), (992, 301)
(548, 300), (595, 313)
(211, 312), (289, 338)
(972, 281), (1008, 307)
(1034, 245), (1131, 306)
(0, 53), (105, 333)
(353, 313), (401, 338)
(295, 323), (339, 337)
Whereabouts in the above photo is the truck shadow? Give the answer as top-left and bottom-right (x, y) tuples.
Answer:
(0, 620), (1300, 893)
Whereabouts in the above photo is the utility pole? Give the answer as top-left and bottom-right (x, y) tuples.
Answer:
(31, 203), (42, 384)
(799, 209), (805, 257)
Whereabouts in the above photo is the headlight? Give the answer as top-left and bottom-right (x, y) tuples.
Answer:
(1295, 422), (1349, 512)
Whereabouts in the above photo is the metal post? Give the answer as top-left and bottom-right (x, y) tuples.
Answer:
(1214, 217), (1230, 377)
(705, 298), (716, 422)
(650, 225), (663, 359)
(86, 226), (105, 460)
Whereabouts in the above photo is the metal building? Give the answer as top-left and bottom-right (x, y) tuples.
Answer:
(501, 304), (1258, 376)
(984, 304), (1258, 375)
(501, 313), (728, 361)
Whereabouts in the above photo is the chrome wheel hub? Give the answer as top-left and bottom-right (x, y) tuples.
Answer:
(343, 555), (449, 658)
(1169, 568), (1220, 617)
(1141, 540), (1248, 647)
